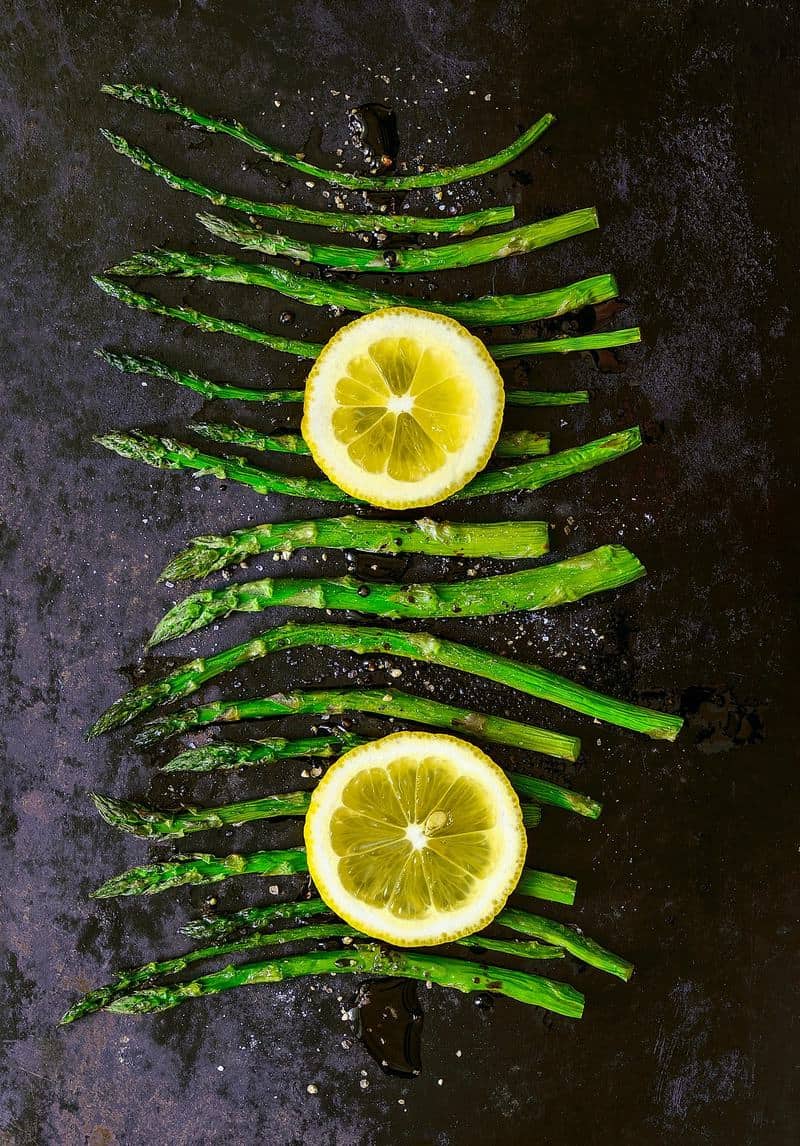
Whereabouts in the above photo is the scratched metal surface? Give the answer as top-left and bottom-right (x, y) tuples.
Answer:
(1, 1), (797, 1143)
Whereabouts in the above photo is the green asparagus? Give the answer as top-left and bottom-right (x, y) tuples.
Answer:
(95, 427), (643, 505)
(60, 923), (563, 1024)
(180, 896), (631, 980)
(91, 790), (313, 839)
(101, 944), (586, 1018)
(93, 276), (638, 362)
(93, 788), (543, 840)
(160, 731), (368, 773)
(91, 847), (310, 898)
(102, 83), (555, 191)
(129, 687), (581, 760)
(200, 207), (601, 273)
(101, 130), (516, 235)
(99, 347), (589, 408)
(188, 420), (551, 459)
(108, 247), (619, 328)
(92, 846), (570, 904)
(148, 545), (645, 645)
(161, 514), (550, 582)
(88, 620), (683, 742)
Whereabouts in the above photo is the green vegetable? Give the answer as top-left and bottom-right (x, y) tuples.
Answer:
(148, 545), (645, 646)
(93, 276), (639, 361)
(92, 846), (571, 904)
(188, 420), (550, 459)
(180, 897), (631, 980)
(97, 944), (585, 1019)
(91, 790), (313, 839)
(159, 732), (368, 773)
(129, 687), (581, 760)
(101, 83), (555, 190)
(88, 620), (683, 742)
(161, 514), (550, 582)
(60, 923), (563, 1024)
(98, 348), (589, 408)
(94, 427), (643, 505)
(101, 130), (515, 235)
(107, 247), (619, 327)
(197, 208), (600, 273)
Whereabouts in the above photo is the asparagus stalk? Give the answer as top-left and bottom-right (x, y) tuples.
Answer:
(101, 130), (516, 236)
(156, 730), (596, 819)
(161, 515), (550, 582)
(100, 944), (586, 1019)
(181, 897), (334, 939)
(60, 923), (563, 1024)
(451, 427), (642, 500)
(108, 247), (620, 328)
(516, 869), (576, 906)
(198, 207), (602, 273)
(148, 545), (645, 646)
(93, 788), (542, 840)
(60, 923), (357, 1024)
(498, 909), (634, 981)
(189, 420), (550, 459)
(99, 347), (589, 409)
(92, 846), (569, 904)
(509, 772), (601, 819)
(88, 620), (683, 742)
(160, 731), (369, 773)
(91, 790), (313, 839)
(92, 277), (638, 362)
(102, 83), (556, 191)
(129, 688), (581, 760)
(180, 897), (630, 980)
(94, 427), (643, 505)
(91, 847), (310, 898)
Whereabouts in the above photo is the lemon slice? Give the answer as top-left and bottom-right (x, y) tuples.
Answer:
(301, 308), (504, 508)
(304, 731), (526, 946)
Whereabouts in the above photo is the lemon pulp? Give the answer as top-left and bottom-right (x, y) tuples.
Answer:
(302, 309), (504, 508)
(304, 731), (526, 946)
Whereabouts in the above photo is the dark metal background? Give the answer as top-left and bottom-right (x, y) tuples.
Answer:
(2, 2), (797, 1142)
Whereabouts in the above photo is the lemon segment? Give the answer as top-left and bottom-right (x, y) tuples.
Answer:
(304, 731), (527, 946)
(302, 309), (504, 508)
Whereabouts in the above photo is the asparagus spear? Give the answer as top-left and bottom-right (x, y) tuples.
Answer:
(198, 208), (598, 272)
(160, 732), (369, 773)
(102, 83), (555, 191)
(93, 276), (639, 363)
(180, 897), (630, 980)
(91, 790), (313, 839)
(60, 924), (563, 1024)
(101, 130), (516, 236)
(188, 420), (551, 459)
(156, 737), (599, 820)
(99, 944), (586, 1019)
(161, 515), (550, 582)
(189, 206), (602, 273)
(60, 923), (357, 1023)
(108, 247), (619, 328)
(148, 545), (645, 646)
(94, 427), (643, 505)
(497, 908), (634, 981)
(93, 788), (542, 840)
(88, 620), (683, 742)
(91, 847), (310, 898)
(516, 869), (576, 906)
(92, 846), (569, 903)
(99, 346), (589, 409)
(129, 688), (581, 760)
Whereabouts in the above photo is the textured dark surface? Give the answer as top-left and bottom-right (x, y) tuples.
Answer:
(1, 2), (798, 1143)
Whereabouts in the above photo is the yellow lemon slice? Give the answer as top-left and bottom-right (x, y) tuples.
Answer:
(302, 308), (504, 508)
(304, 731), (526, 946)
